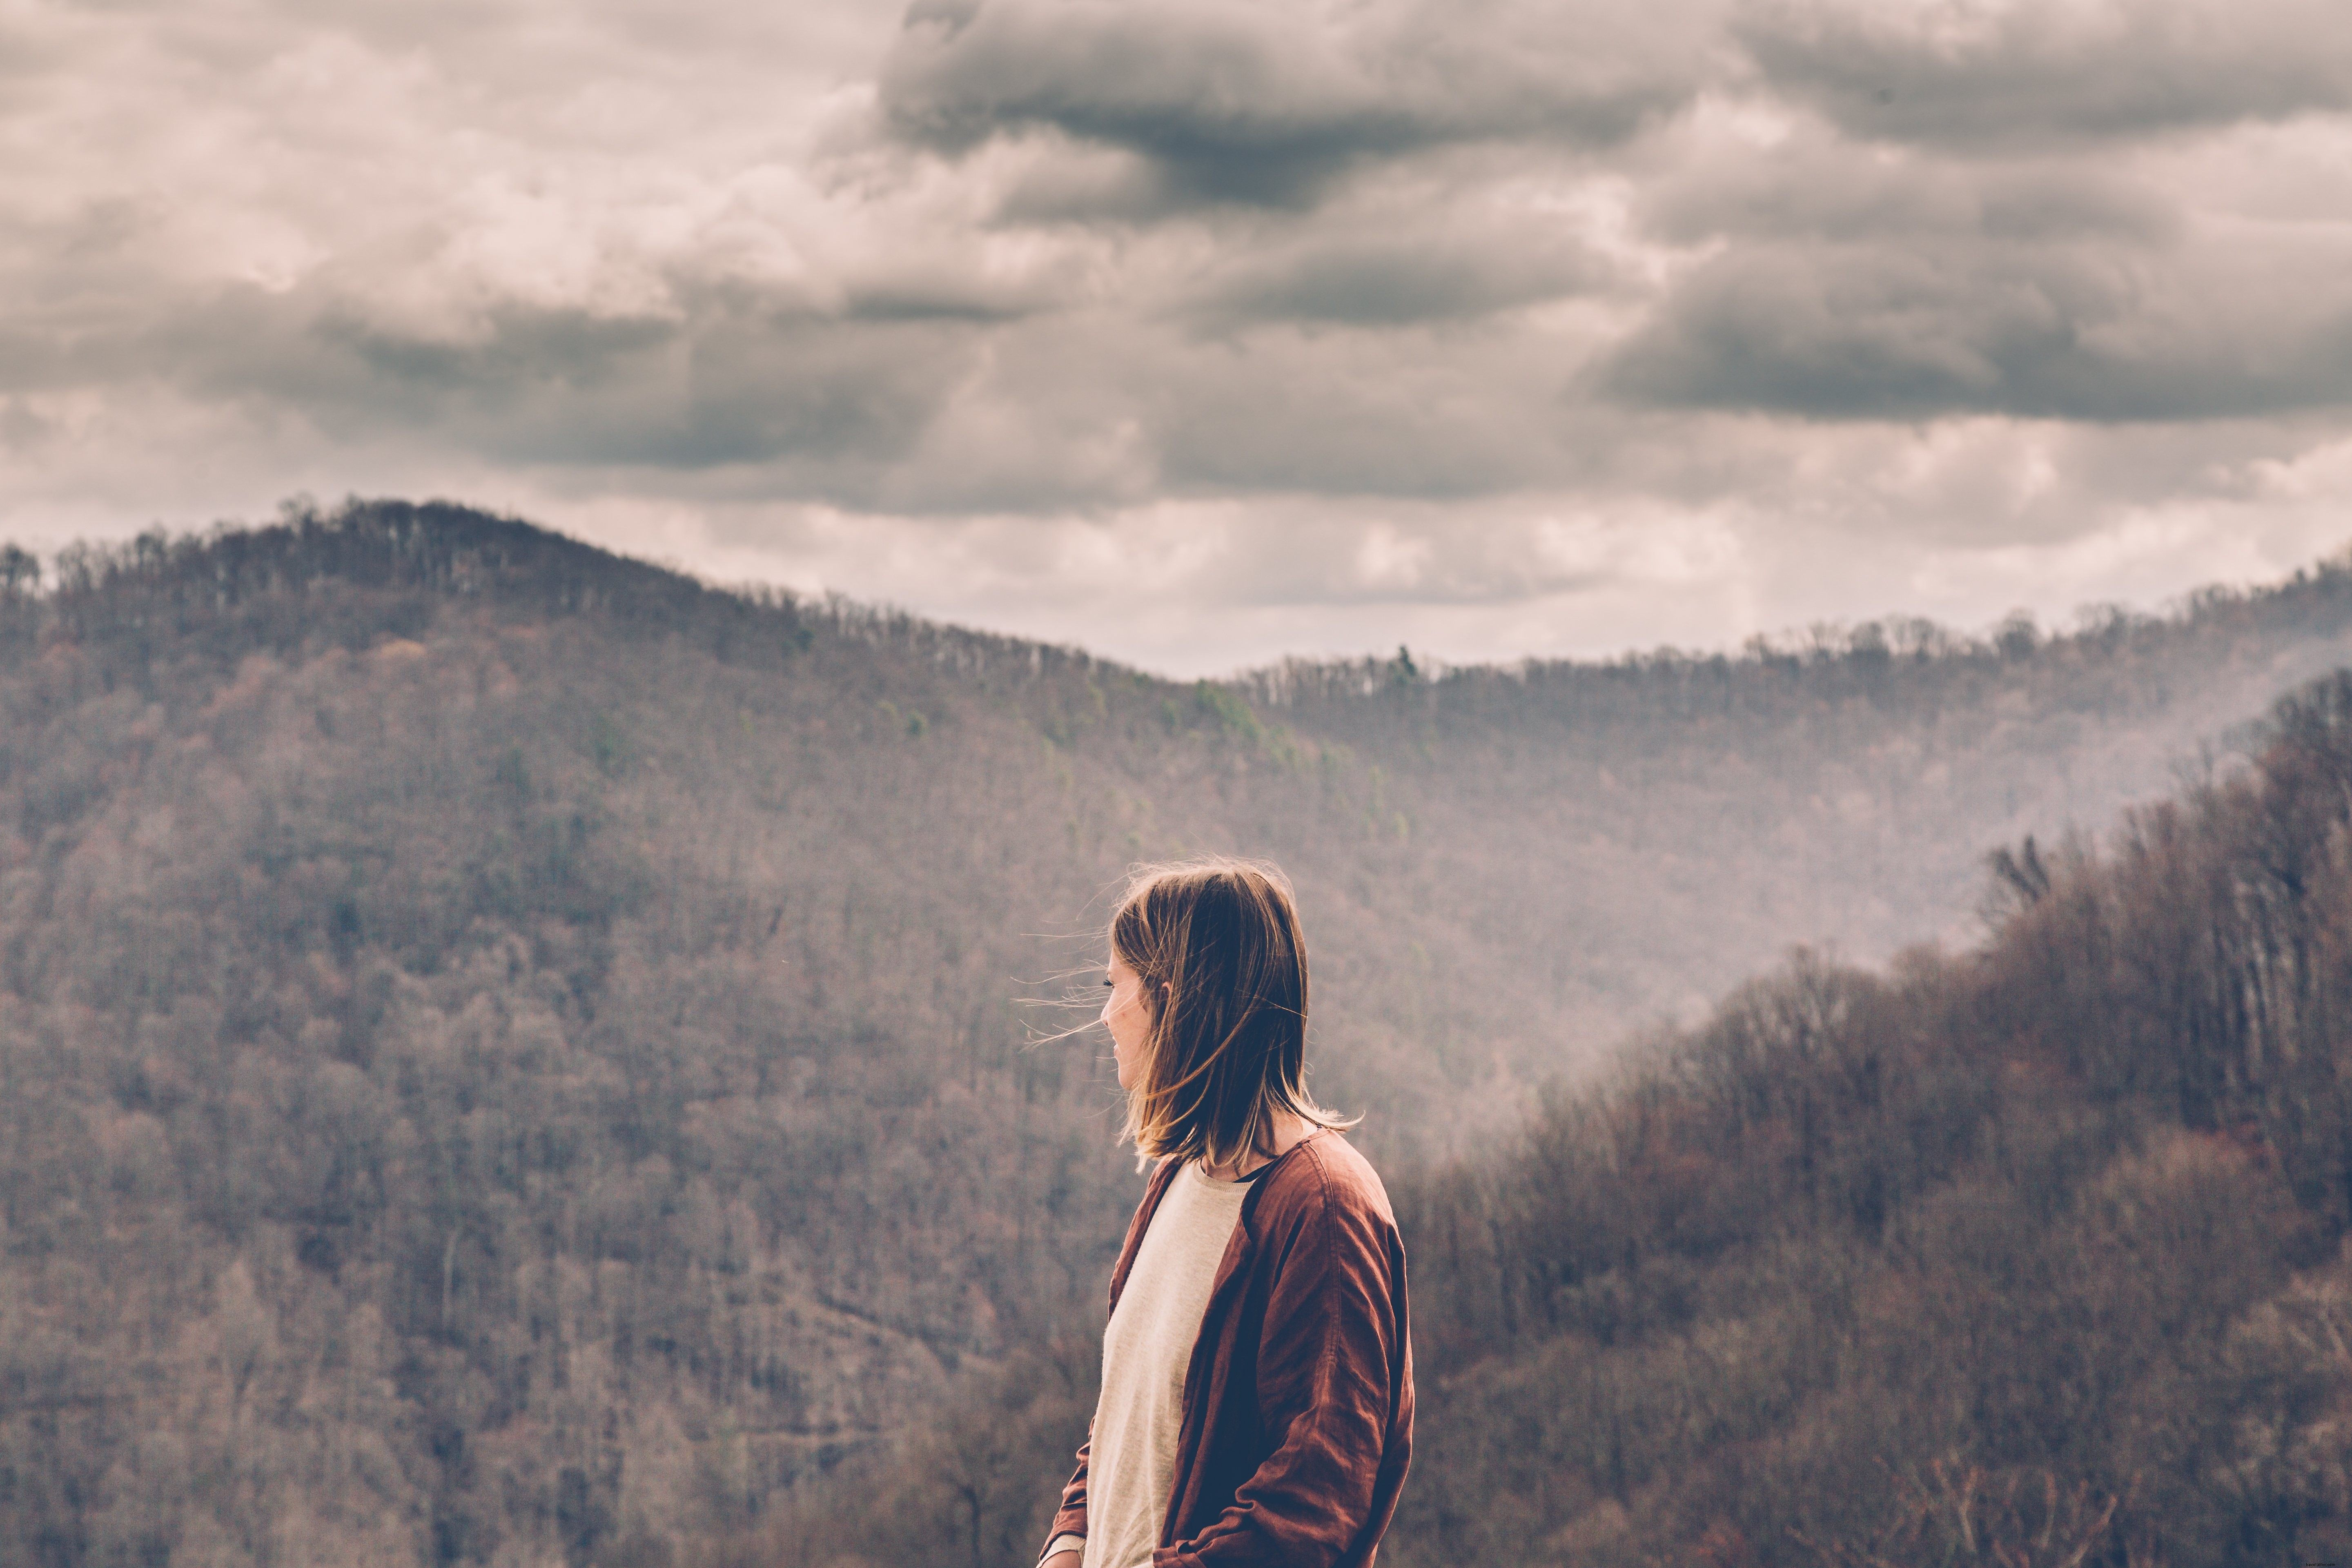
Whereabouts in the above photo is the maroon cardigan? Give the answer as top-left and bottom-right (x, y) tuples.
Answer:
(1043, 1131), (1414, 1568)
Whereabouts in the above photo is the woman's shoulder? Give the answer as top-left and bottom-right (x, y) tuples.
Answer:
(1253, 1131), (1397, 1233)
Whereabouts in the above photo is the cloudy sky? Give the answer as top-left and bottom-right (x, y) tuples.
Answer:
(5, 0), (2351, 674)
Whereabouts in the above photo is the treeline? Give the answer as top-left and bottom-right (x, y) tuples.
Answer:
(8, 501), (2352, 1566)
(1247, 573), (2352, 749)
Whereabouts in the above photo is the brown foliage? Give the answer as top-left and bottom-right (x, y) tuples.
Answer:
(1791, 1460), (2127, 1568)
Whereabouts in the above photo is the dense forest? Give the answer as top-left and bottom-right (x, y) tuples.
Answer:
(5, 500), (2352, 1566)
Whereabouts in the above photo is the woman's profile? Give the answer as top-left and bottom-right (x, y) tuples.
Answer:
(1037, 859), (1413, 1568)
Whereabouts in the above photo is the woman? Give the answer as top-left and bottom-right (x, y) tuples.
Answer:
(1037, 859), (1413, 1568)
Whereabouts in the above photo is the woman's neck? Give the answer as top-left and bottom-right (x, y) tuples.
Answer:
(1200, 1110), (1315, 1182)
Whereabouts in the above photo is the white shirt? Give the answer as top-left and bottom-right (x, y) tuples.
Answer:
(1077, 1162), (1253, 1568)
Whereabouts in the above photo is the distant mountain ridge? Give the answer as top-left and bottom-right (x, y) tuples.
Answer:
(23, 499), (2352, 1035)
(3, 498), (2352, 1564)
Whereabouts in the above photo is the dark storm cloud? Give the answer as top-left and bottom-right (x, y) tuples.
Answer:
(1608, 246), (2352, 420)
(1194, 225), (1604, 326)
(1605, 130), (2352, 421)
(1739, 0), (2352, 150)
(130, 283), (978, 488)
(880, 0), (1707, 211)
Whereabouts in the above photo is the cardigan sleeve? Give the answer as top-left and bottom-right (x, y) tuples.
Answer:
(1039, 1425), (1091, 1562)
(1153, 1162), (1409, 1568)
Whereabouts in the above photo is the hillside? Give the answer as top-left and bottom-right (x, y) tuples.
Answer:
(4, 499), (2352, 1565)
(1374, 664), (2352, 1564)
(797, 667), (2352, 1568)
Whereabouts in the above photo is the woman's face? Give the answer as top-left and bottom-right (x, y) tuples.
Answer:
(1102, 953), (1157, 1089)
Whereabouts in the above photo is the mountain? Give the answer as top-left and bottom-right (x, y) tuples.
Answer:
(3, 499), (2350, 1566)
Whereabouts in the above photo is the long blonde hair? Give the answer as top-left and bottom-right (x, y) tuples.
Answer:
(1110, 858), (1357, 1169)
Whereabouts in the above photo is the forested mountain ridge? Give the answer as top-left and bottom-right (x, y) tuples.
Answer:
(3, 498), (2352, 1566)
(1249, 576), (2352, 1030)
